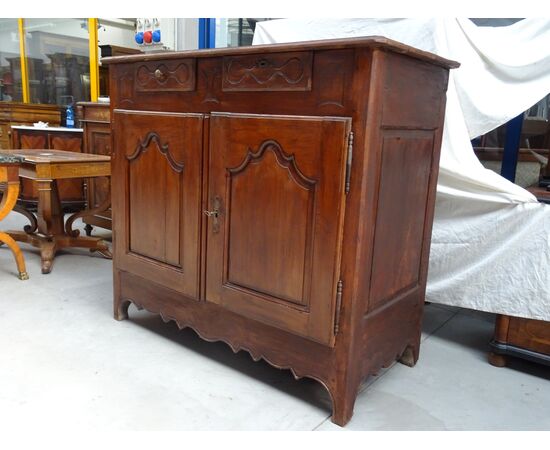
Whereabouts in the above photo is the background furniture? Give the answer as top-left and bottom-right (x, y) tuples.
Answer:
(105, 37), (457, 426)
(489, 314), (550, 367)
(0, 102), (61, 151)
(11, 125), (85, 211)
(77, 101), (112, 234)
(99, 45), (143, 97)
(5, 149), (111, 274)
(489, 185), (550, 367)
(0, 154), (28, 280)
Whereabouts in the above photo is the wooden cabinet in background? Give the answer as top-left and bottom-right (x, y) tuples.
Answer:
(78, 102), (112, 233)
(105, 37), (458, 426)
(0, 102), (60, 150)
(11, 125), (85, 211)
(490, 314), (550, 367)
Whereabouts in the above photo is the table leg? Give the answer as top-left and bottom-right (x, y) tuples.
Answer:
(7, 178), (112, 274)
(0, 232), (29, 280)
(36, 179), (64, 237)
(65, 193), (111, 238)
(0, 170), (29, 280)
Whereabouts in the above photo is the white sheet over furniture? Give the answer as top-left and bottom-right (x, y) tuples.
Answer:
(253, 18), (550, 321)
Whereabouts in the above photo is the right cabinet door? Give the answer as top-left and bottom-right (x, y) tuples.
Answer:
(206, 113), (351, 345)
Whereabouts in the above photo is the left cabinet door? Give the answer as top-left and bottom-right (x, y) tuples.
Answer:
(113, 110), (204, 300)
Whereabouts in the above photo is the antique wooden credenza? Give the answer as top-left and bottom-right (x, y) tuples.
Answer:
(104, 37), (458, 426)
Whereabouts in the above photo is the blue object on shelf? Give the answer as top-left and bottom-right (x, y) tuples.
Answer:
(135, 32), (144, 45)
(152, 29), (161, 43)
(65, 105), (75, 129)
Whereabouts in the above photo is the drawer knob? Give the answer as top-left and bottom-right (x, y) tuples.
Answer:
(154, 68), (166, 81)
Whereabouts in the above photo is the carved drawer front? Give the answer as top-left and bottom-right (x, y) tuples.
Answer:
(222, 51), (313, 92)
(82, 105), (110, 123)
(134, 59), (196, 92)
(112, 110), (204, 300)
(206, 112), (351, 345)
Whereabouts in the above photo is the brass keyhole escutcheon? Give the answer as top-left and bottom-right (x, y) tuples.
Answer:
(203, 196), (222, 233)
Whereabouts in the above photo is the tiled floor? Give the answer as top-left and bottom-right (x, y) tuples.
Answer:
(0, 212), (549, 431)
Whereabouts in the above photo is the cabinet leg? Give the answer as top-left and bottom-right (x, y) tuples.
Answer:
(115, 299), (131, 321)
(330, 385), (358, 427)
(488, 352), (507, 367)
(398, 344), (419, 367)
(84, 224), (93, 237)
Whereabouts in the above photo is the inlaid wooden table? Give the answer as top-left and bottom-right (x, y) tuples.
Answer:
(4, 149), (112, 274)
(0, 153), (29, 280)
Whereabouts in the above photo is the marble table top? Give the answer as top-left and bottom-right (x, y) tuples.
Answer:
(0, 153), (25, 164)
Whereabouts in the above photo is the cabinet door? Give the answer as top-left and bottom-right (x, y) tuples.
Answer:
(113, 110), (204, 300)
(206, 113), (351, 345)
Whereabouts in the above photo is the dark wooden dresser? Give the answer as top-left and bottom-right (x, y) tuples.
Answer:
(78, 101), (112, 234)
(104, 37), (458, 426)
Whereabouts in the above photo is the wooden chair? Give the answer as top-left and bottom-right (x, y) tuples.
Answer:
(0, 154), (29, 280)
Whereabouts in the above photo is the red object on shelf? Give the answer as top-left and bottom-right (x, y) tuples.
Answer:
(143, 31), (153, 44)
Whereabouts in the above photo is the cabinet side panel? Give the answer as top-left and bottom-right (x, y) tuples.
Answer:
(363, 51), (449, 316)
(367, 130), (434, 312)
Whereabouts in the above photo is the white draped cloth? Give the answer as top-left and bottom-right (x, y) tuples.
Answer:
(253, 18), (550, 320)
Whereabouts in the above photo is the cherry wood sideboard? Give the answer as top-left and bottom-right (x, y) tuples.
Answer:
(104, 37), (458, 426)
(77, 101), (112, 234)
(11, 125), (85, 211)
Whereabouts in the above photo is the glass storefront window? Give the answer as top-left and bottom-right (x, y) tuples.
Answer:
(23, 18), (91, 105)
(215, 19), (272, 48)
(0, 19), (23, 102)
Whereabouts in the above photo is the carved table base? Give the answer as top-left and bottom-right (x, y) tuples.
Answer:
(8, 179), (111, 274)
(3, 149), (112, 274)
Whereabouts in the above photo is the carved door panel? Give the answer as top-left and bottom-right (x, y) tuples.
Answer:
(206, 112), (351, 345)
(113, 110), (204, 299)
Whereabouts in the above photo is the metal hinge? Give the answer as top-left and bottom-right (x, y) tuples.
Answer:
(345, 131), (354, 194)
(334, 280), (343, 335)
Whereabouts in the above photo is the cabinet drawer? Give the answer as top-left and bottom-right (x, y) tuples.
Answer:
(134, 59), (196, 92)
(222, 51), (313, 92)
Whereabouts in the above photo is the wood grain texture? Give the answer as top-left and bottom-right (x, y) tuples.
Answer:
(113, 110), (203, 300)
(108, 40), (455, 426)
(206, 113), (350, 345)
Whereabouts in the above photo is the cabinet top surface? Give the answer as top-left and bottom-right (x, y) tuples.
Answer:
(102, 36), (459, 69)
(11, 125), (83, 133)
